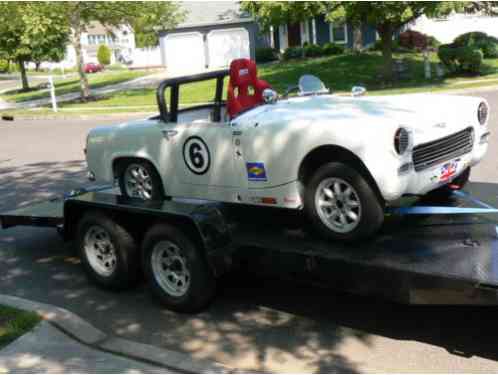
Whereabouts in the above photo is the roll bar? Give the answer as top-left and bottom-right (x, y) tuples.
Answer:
(156, 69), (229, 123)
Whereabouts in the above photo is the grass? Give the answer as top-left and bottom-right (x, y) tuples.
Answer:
(1, 70), (149, 103)
(4, 51), (498, 117)
(0, 305), (40, 349)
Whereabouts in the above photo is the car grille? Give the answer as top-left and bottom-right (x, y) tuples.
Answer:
(412, 127), (474, 172)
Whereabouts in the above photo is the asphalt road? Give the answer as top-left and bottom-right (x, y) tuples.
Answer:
(2, 91), (498, 372)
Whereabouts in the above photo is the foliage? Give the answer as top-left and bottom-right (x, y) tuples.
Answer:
(97, 44), (111, 66)
(283, 46), (304, 60)
(132, 2), (186, 48)
(54, 1), (184, 98)
(304, 44), (323, 57)
(322, 43), (345, 55)
(438, 44), (483, 74)
(0, 2), (70, 90)
(399, 30), (435, 51)
(453, 31), (498, 58)
(0, 59), (9, 73)
(242, 1), (491, 81)
(255, 47), (279, 63)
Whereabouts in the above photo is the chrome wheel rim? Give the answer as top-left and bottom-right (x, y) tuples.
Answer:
(124, 164), (153, 199)
(151, 241), (190, 297)
(84, 225), (117, 277)
(315, 177), (362, 233)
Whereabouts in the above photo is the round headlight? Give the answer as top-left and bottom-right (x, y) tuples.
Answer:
(478, 101), (488, 125)
(394, 128), (409, 155)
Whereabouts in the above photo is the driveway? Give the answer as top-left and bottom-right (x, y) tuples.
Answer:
(1, 92), (498, 372)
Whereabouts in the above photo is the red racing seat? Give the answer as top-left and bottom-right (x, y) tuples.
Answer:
(227, 58), (271, 119)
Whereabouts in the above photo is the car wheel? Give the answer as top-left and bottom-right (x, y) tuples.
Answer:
(142, 224), (216, 313)
(118, 160), (164, 200)
(76, 211), (140, 290)
(429, 167), (471, 198)
(304, 162), (384, 241)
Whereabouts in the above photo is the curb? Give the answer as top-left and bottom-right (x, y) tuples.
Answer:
(0, 294), (233, 373)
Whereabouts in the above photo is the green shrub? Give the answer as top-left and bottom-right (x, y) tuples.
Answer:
(0, 59), (10, 73)
(453, 31), (498, 58)
(458, 47), (483, 73)
(255, 47), (278, 63)
(438, 44), (483, 74)
(480, 40), (498, 58)
(282, 46), (304, 60)
(304, 44), (323, 57)
(322, 43), (344, 55)
(97, 44), (111, 66)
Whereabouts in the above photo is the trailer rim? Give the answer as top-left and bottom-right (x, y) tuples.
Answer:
(151, 240), (191, 297)
(83, 225), (118, 277)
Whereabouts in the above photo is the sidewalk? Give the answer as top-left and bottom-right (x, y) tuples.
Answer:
(0, 295), (232, 374)
(0, 321), (172, 373)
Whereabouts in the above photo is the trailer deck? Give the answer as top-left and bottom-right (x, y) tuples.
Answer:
(2, 182), (498, 306)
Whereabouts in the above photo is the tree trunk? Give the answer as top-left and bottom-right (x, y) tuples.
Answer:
(72, 17), (90, 99)
(17, 59), (29, 91)
(378, 25), (394, 82)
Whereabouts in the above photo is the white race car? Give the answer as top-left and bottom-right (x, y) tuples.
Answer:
(85, 59), (490, 241)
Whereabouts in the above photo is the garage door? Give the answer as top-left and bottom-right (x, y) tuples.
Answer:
(163, 32), (206, 75)
(207, 28), (250, 69)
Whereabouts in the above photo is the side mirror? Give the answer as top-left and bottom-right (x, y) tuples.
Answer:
(263, 89), (278, 104)
(351, 86), (366, 97)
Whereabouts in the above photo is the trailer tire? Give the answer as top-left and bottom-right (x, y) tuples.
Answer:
(142, 223), (216, 313)
(76, 211), (140, 290)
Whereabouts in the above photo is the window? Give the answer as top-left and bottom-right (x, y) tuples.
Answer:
(329, 22), (347, 44)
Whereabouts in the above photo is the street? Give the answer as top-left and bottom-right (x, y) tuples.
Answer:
(1, 90), (498, 372)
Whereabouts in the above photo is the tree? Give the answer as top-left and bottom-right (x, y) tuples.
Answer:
(242, 1), (492, 81)
(97, 44), (111, 66)
(57, 1), (184, 99)
(0, 2), (69, 91)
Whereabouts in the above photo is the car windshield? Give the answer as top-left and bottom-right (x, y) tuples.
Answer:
(298, 75), (329, 96)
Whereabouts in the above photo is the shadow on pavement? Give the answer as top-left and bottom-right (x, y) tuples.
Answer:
(1, 160), (498, 372)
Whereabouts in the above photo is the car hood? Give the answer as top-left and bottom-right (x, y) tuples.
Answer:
(243, 93), (483, 144)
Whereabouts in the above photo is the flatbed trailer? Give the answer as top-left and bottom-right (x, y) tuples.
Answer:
(2, 181), (498, 311)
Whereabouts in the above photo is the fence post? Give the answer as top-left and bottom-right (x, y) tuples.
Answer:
(48, 75), (57, 112)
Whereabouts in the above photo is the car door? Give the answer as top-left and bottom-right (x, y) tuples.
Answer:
(175, 121), (238, 193)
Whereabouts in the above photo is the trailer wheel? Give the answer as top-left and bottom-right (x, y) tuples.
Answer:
(76, 211), (140, 290)
(142, 224), (216, 313)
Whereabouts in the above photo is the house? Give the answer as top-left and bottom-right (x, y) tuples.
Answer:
(34, 22), (136, 70)
(408, 12), (498, 43)
(270, 15), (378, 52)
(158, 1), (258, 75)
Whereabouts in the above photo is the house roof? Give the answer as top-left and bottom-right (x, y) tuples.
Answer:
(177, 1), (252, 28)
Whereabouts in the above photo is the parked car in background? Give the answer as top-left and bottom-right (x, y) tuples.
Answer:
(84, 63), (104, 74)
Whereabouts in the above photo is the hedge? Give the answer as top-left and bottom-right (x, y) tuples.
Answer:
(438, 44), (483, 74)
(282, 43), (344, 60)
(255, 47), (278, 63)
(453, 31), (498, 58)
(97, 44), (111, 66)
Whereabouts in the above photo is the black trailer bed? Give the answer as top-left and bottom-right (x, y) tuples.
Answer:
(2, 182), (498, 305)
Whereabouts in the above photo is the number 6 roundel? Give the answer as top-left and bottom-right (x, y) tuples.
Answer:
(183, 136), (211, 175)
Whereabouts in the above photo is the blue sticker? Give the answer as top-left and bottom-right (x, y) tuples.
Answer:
(246, 162), (267, 181)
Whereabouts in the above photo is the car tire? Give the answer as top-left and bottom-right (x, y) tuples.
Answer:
(118, 160), (164, 201)
(142, 223), (216, 313)
(304, 162), (384, 242)
(428, 167), (471, 198)
(76, 211), (140, 290)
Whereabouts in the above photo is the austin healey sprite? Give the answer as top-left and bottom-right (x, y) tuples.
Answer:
(85, 58), (490, 241)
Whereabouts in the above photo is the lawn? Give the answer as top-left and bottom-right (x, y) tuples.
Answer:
(0, 305), (40, 349)
(6, 51), (498, 116)
(1, 70), (149, 103)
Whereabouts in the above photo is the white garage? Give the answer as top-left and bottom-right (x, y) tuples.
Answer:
(207, 28), (250, 69)
(161, 27), (251, 76)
